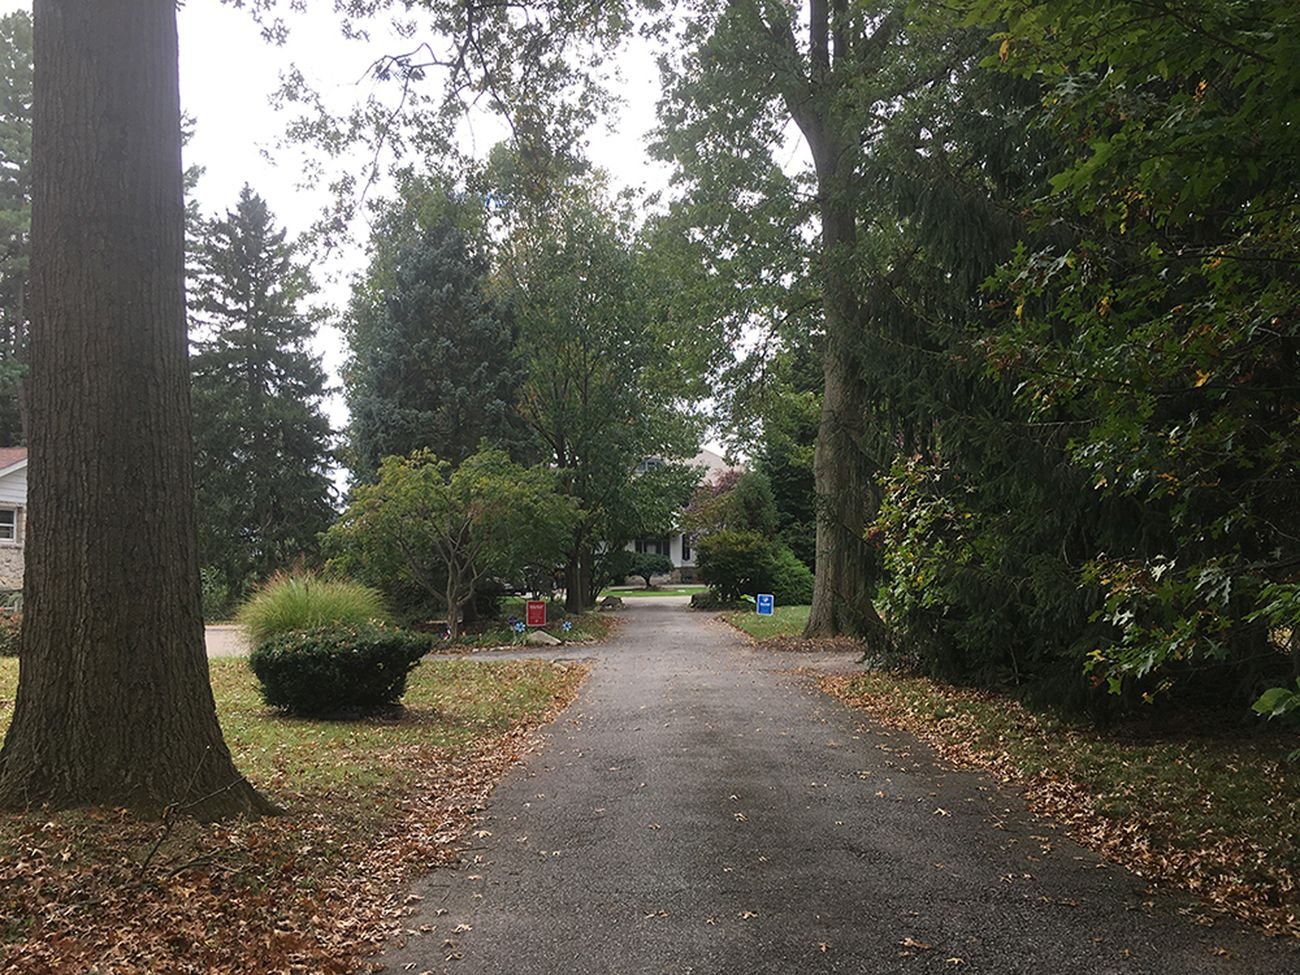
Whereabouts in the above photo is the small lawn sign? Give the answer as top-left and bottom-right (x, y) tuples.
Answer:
(756, 593), (774, 616)
(526, 600), (547, 627)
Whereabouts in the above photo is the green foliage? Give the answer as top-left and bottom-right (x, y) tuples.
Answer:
(1253, 681), (1300, 722)
(688, 591), (744, 611)
(965, 0), (1300, 699)
(751, 344), (821, 570)
(626, 552), (673, 589)
(770, 546), (814, 606)
(236, 572), (390, 645)
(199, 567), (232, 623)
(247, 623), (431, 717)
(190, 186), (336, 597)
(490, 156), (701, 609)
(696, 530), (776, 603)
(343, 181), (529, 478)
(323, 448), (577, 637)
(0, 610), (18, 656)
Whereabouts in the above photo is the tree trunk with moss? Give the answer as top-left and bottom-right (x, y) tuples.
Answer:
(0, 0), (275, 820)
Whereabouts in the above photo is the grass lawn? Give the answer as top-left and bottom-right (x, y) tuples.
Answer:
(723, 603), (810, 639)
(604, 585), (709, 599)
(0, 653), (587, 973)
(821, 671), (1300, 937)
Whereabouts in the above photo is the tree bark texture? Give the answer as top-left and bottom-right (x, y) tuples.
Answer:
(0, 0), (274, 819)
(772, 1), (887, 641)
(801, 171), (886, 641)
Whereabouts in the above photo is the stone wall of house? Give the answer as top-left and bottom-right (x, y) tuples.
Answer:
(0, 547), (23, 589)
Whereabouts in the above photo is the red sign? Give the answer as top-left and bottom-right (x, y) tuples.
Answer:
(525, 600), (547, 627)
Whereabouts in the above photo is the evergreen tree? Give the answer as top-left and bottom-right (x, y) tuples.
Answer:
(0, 10), (31, 446)
(344, 186), (527, 479)
(190, 185), (335, 597)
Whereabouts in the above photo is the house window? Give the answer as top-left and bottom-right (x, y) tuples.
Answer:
(0, 509), (15, 543)
(634, 536), (669, 557)
(680, 534), (692, 563)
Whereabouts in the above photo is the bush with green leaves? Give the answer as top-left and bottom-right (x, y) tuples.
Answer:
(770, 546), (813, 605)
(200, 566), (232, 622)
(248, 623), (431, 717)
(627, 552), (674, 589)
(696, 530), (776, 603)
(236, 571), (389, 645)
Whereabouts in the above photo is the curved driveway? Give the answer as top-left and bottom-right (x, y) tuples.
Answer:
(383, 597), (1297, 974)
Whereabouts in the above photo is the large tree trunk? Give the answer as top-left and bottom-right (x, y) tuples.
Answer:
(764, 0), (888, 641)
(0, 0), (274, 819)
(802, 193), (886, 641)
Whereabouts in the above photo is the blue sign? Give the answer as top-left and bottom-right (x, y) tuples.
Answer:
(756, 593), (775, 616)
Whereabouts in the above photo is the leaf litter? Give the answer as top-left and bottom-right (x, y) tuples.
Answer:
(0, 662), (588, 974)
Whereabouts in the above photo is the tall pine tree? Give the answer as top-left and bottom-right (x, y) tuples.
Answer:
(344, 187), (527, 479)
(190, 185), (335, 597)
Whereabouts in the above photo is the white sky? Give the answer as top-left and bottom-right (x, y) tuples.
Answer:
(2, 1), (778, 461)
(0, 0), (672, 429)
(174, 2), (673, 432)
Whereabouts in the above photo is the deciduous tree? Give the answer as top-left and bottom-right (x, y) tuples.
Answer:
(0, 0), (272, 818)
(0, 10), (31, 446)
(324, 448), (575, 638)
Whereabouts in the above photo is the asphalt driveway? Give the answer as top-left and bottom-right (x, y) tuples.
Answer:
(380, 597), (1298, 974)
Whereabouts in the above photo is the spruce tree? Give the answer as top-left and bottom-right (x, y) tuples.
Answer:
(190, 185), (335, 597)
(344, 195), (527, 478)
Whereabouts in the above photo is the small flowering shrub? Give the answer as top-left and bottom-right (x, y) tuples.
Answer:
(248, 624), (430, 717)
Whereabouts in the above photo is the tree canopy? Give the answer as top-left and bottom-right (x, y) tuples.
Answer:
(324, 448), (576, 637)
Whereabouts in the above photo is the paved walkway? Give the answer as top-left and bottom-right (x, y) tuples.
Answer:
(382, 598), (1297, 974)
(204, 624), (249, 657)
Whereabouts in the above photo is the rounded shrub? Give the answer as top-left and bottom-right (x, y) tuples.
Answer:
(696, 529), (777, 602)
(248, 623), (431, 717)
(237, 571), (389, 644)
(770, 546), (814, 605)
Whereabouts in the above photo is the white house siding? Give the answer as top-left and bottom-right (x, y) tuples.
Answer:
(0, 462), (26, 589)
(0, 464), (25, 505)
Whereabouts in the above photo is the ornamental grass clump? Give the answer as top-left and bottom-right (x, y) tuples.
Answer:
(248, 624), (431, 717)
(236, 571), (389, 645)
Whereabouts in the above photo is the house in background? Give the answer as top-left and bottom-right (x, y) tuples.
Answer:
(626, 448), (741, 584)
(0, 447), (25, 590)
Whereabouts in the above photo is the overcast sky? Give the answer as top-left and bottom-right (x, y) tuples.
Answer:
(175, 2), (673, 429)
(0, 0), (674, 438)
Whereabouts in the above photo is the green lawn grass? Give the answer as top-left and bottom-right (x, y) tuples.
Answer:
(604, 585), (709, 598)
(722, 603), (810, 639)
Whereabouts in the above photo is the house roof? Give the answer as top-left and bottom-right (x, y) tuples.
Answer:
(691, 448), (742, 482)
(0, 447), (26, 475)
